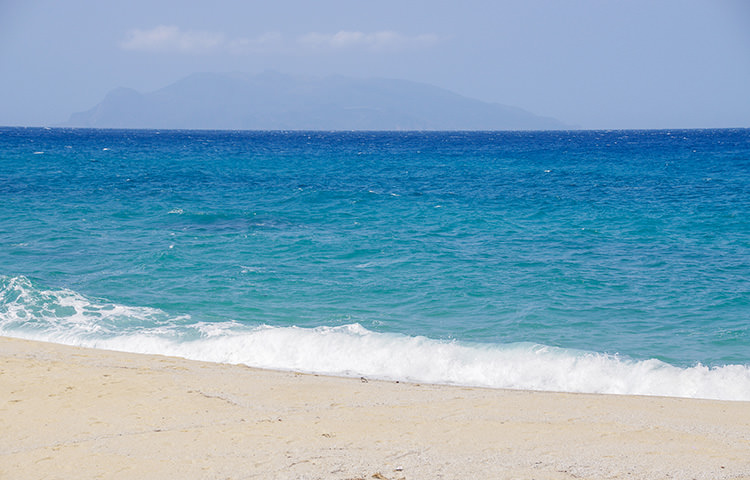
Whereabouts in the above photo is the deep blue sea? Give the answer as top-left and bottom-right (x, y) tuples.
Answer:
(2, 127), (749, 400)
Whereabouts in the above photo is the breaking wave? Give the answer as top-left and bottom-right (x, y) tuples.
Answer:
(2, 275), (749, 401)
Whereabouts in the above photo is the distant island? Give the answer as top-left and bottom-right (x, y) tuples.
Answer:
(66, 71), (568, 131)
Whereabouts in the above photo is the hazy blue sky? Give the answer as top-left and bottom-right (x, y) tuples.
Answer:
(1, 0), (749, 129)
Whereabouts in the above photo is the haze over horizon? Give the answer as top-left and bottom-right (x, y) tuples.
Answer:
(1, 0), (749, 130)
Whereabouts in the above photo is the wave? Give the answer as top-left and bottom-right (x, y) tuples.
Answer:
(2, 275), (750, 401)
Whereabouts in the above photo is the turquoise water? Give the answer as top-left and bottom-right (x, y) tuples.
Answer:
(1, 127), (749, 399)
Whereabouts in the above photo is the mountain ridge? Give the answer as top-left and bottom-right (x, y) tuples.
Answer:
(66, 72), (568, 131)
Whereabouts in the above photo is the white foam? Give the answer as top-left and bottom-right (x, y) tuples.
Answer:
(15, 322), (750, 401)
(0, 275), (183, 341)
(2, 275), (750, 401)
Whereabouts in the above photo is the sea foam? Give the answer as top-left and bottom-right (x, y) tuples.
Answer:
(2, 275), (750, 401)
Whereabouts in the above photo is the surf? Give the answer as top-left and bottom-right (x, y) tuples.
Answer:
(2, 275), (749, 401)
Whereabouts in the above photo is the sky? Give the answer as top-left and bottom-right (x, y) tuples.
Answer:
(1, 0), (749, 129)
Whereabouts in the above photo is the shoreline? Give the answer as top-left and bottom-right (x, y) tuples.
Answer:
(2, 336), (749, 479)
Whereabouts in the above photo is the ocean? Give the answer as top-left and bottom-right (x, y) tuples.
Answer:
(1, 127), (749, 400)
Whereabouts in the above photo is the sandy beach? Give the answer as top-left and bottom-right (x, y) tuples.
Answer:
(1, 336), (749, 480)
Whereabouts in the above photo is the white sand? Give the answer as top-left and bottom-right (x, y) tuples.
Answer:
(1, 336), (749, 479)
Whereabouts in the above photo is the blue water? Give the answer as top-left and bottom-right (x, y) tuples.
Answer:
(2, 127), (749, 399)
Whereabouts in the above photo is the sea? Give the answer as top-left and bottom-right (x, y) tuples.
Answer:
(1, 127), (749, 400)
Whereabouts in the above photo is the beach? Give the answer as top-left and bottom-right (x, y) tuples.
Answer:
(1, 336), (748, 479)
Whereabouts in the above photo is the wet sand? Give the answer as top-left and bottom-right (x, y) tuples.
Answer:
(1, 336), (749, 479)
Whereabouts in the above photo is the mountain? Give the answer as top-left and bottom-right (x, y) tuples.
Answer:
(66, 72), (567, 131)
